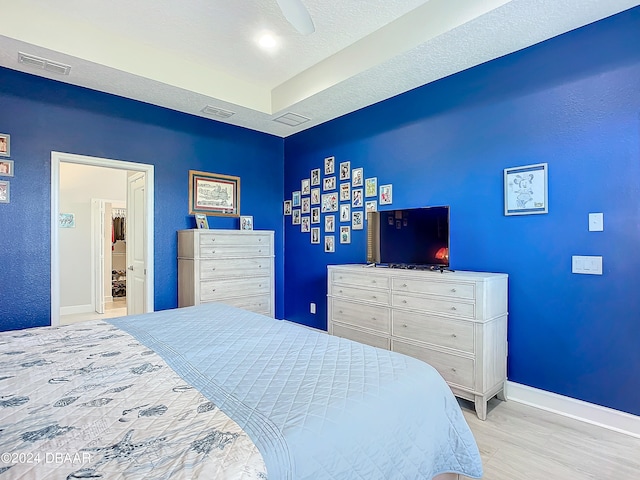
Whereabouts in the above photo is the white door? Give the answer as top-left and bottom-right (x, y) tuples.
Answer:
(126, 173), (146, 315)
(91, 199), (105, 314)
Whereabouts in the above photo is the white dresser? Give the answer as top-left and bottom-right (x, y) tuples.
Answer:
(178, 229), (275, 317)
(327, 264), (508, 419)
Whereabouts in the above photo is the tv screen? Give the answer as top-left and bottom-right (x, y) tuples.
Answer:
(367, 206), (450, 268)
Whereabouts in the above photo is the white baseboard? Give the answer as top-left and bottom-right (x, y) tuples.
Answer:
(105, 296), (113, 303)
(60, 304), (94, 316)
(506, 381), (640, 439)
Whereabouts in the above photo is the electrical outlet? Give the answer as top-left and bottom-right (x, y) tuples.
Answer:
(310, 303), (316, 314)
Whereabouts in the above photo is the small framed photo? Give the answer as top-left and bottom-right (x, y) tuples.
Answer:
(292, 191), (301, 207)
(325, 214), (335, 232)
(311, 188), (320, 205)
(340, 225), (351, 244)
(339, 182), (350, 202)
(352, 211), (364, 230)
(352, 188), (363, 207)
(283, 200), (292, 215)
(365, 200), (377, 213)
(0, 134), (10, 157)
(292, 209), (301, 225)
(240, 215), (254, 230)
(0, 160), (14, 177)
(324, 235), (335, 253)
(301, 216), (310, 232)
(311, 227), (320, 244)
(321, 192), (338, 212)
(340, 203), (351, 222)
(379, 184), (393, 205)
(504, 163), (548, 215)
(311, 207), (320, 224)
(311, 168), (321, 186)
(365, 177), (377, 197)
(339, 161), (351, 181)
(301, 178), (310, 195)
(195, 214), (209, 229)
(189, 170), (240, 217)
(0, 180), (10, 204)
(323, 176), (336, 191)
(352, 167), (363, 187)
(301, 197), (311, 214)
(59, 213), (76, 228)
(324, 156), (335, 175)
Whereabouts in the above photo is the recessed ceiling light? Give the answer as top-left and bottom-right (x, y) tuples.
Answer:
(257, 32), (279, 51)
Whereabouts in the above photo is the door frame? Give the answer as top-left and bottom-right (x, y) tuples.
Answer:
(51, 151), (155, 327)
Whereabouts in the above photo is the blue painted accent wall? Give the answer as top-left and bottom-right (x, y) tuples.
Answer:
(283, 8), (640, 415)
(0, 69), (284, 331)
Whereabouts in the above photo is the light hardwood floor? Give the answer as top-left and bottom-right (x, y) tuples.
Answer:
(60, 298), (127, 325)
(459, 398), (640, 480)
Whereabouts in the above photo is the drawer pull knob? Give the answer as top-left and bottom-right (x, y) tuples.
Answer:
(372, 280), (376, 284)
(451, 288), (457, 292)
(402, 300), (407, 304)
(451, 368), (457, 373)
(339, 310), (343, 314)
(371, 317), (377, 321)
(212, 289), (216, 292)
(339, 290), (343, 293)
(372, 295), (377, 300)
(451, 306), (457, 311)
(402, 323), (408, 328)
(402, 283), (407, 288)
(211, 268), (216, 271)
(452, 333), (457, 338)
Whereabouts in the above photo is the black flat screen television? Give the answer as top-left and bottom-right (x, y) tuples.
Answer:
(366, 206), (450, 269)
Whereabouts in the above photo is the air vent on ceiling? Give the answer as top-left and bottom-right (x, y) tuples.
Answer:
(18, 52), (71, 75)
(273, 112), (311, 127)
(201, 105), (235, 118)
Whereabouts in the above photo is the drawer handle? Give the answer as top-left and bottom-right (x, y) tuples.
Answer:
(211, 250), (216, 253)
(258, 265), (262, 268)
(212, 289), (216, 292)
(371, 317), (377, 321)
(211, 267), (216, 271)
(451, 306), (457, 311)
(452, 333), (457, 338)
(372, 280), (376, 284)
(339, 289), (343, 294)
(402, 283), (407, 288)
(402, 323), (408, 328)
(451, 288), (457, 292)
(451, 368), (457, 373)
(372, 295), (377, 300)
(339, 310), (343, 314)
(402, 300), (407, 304)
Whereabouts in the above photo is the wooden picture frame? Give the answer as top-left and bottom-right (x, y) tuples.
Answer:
(0, 134), (10, 157)
(189, 170), (240, 217)
(195, 214), (209, 229)
(0, 160), (13, 177)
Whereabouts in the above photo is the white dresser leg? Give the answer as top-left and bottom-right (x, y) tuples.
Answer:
(474, 395), (487, 420)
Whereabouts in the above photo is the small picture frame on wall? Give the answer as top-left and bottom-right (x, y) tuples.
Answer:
(59, 213), (76, 228)
(365, 200), (377, 213)
(311, 227), (320, 244)
(311, 207), (320, 224)
(324, 235), (335, 253)
(325, 214), (335, 232)
(379, 184), (393, 205)
(311, 168), (321, 186)
(352, 188), (363, 207)
(301, 178), (310, 195)
(189, 170), (240, 217)
(504, 163), (548, 216)
(283, 200), (292, 215)
(352, 167), (363, 187)
(0, 134), (10, 157)
(301, 216), (310, 232)
(340, 226), (351, 244)
(339, 182), (350, 202)
(240, 215), (254, 230)
(292, 209), (301, 225)
(311, 187), (320, 205)
(0, 180), (9, 204)
(323, 176), (336, 191)
(340, 204), (350, 222)
(292, 191), (301, 207)
(324, 156), (335, 175)
(352, 211), (364, 230)
(301, 197), (311, 214)
(365, 177), (377, 197)
(339, 161), (351, 181)
(195, 214), (209, 229)
(0, 160), (13, 177)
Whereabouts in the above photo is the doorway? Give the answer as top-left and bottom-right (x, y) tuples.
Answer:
(51, 152), (154, 327)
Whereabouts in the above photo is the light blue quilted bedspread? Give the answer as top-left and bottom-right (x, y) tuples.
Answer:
(110, 303), (483, 480)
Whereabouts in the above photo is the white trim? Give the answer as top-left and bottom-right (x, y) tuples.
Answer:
(51, 151), (155, 327)
(60, 304), (94, 316)
(506, 381), (640, 439)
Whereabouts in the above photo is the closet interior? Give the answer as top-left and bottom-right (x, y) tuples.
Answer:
(111, 207), (126, 300)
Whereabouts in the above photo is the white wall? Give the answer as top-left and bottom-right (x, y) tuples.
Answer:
(59, 163), (127, 310)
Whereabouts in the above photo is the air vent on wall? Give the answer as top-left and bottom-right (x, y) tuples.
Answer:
(201, 105), (235, 118)
(273, 112), (311, 127)
(18, 52), (71, 75)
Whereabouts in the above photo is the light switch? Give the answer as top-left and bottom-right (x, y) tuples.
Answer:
(572, 255), (603, 275)
(589, 213), (603, 232)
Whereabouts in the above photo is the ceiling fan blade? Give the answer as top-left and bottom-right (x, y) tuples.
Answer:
(276, 0), (315, 35)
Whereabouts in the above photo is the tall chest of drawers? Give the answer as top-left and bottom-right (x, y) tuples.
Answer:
(178, 229), (274, 317)
(327, 264), (508, 419)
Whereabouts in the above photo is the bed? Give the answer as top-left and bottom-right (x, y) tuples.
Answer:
(0, 303), (482, 479)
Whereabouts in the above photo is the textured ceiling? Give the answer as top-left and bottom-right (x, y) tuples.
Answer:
(0, 0), (638, 137)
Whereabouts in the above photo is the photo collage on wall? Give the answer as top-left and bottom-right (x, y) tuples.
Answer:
(0, 133), (13, 204)
(283, 156), (393, 253)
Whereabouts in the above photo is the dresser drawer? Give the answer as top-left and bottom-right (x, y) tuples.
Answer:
(392, 278), (475, 300)
(392, 293), (475, 319)
(214, 295), (272, 316)
(199, 232), (271, 247)
(331, 285), (390, 305)
(200, 277), (270, 301)
(392, 311), (474, 353)
(332, 324), (390, 350)
(392, 340), (474, 389)
(331, 298), (390, 334)
(200, 243), (271, 258)
(199, 257), (271, 280)
(331, 270), (389, 290)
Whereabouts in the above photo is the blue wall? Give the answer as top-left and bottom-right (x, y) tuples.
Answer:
(0, 69), (284, 330)
(283, 8), (640, 416)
